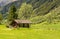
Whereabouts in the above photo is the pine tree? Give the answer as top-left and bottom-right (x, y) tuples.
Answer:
(8, 5), (18, 21)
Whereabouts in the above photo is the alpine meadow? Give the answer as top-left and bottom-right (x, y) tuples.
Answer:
(0, 0), (60, 39)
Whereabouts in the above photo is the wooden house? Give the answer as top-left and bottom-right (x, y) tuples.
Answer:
(10, 20), (32, 28)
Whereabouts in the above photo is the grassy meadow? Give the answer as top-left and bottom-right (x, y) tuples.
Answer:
(0, 22), (60, 39)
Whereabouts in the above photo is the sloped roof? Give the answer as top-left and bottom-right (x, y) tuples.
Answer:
(14, 20), (31, 23)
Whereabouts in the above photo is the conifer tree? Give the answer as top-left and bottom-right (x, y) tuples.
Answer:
(8, 5), (18, 21)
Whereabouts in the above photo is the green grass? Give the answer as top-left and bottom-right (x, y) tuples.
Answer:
(32, 22), (60, 30)
(0, 23), (60, 39)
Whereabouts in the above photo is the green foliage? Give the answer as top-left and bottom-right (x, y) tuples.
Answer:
(31, 21), (60, 30)
(30, 0), (60, 23)
(33, 0), (56, 16)
(18, 3), (33, 19)
(0, 13), (3, 24)
(30, 16), (46, 23)
(2, 0), (60, 24)
(45, 6), (60, 23)
(7, 5), (18, 21)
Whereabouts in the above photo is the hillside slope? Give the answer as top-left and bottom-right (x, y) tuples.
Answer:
(1, 0), (60, 14)
(1, 0), (60, 23)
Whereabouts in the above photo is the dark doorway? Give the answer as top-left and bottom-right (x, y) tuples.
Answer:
(23, 23), (30, 28)
(23, 23), (25, 27)
(27, 24), (29, 28)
